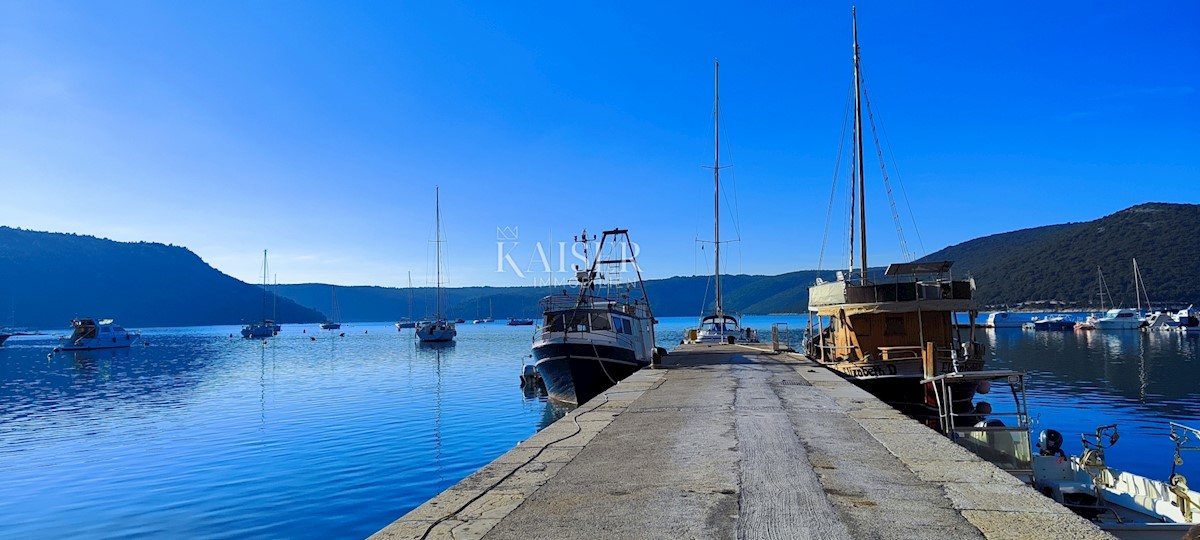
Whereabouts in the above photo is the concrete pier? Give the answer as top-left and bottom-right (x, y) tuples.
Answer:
(372, 344), (1113, 539)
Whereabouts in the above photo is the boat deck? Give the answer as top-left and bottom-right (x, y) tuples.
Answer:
(371, 344), (1113, 539)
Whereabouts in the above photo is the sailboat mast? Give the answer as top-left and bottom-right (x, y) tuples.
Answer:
(852, 7), (868, 285)
(260, 250), (268, 320)
(435, 187), (442, 320)
(713, 59), (723, 316)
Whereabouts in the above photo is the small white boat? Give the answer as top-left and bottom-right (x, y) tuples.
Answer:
(56, 318), (140, 351)
(242, 250), (278, 339)
(1092, 308), (1146, 330)
(1033, 423), (1200, 539)
(925, 370), (1200, 539)
(985, 311), (1041, 328)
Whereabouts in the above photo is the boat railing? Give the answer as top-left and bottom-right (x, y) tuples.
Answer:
(922, 370), (1034, 475)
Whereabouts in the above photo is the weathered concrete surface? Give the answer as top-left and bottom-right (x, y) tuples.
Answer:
(372, 344), (1113, 540)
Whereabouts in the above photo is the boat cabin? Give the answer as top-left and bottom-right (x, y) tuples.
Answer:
(807, 262), (979, 367)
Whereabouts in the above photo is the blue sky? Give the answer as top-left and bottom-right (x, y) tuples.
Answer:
(2, 1), (1197, 288)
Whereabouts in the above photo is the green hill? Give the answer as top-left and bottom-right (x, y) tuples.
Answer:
(917, 203), (1200, 308)
(0, 227), (326, 329)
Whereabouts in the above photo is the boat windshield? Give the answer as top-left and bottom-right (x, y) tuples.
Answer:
(544, 310), (612, 333)
(700, 315), (741, 333)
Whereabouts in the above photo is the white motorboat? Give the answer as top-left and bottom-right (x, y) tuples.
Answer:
(416, 187), (456, 343)
(533, 228), (659, 405)
(682, 60), (756, 345)
(925, 370), (1200, 539)
(55, 318), (140, 351)
(984, 311), (1041, 329)
(1033, 424), (1200, 539)
(1092, 308), (1146, 330)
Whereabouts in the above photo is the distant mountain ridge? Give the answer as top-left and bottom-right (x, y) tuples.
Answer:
(5, 203), (1195, 329)
(917, 203), (1200, 308)
(0, 227), (325, 329)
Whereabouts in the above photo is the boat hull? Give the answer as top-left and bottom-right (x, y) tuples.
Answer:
(320, 322), (341, 330)
(533, 342), (648, 405)
(416, 322), (456, 342)
(241, 325), (275, 339)
(58, 336), (140, 351)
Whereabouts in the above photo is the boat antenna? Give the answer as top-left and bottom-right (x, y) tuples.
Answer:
(853, 7), (868, 285)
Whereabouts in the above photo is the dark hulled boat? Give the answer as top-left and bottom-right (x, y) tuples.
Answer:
(532, 228), (658, 405)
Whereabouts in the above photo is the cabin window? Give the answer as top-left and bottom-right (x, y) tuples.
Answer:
(544, 314), (565, 332)
(590, 313), (612, 331)
(884, 316), (906, 336)
(569, 313), (590, 332)
(624, 319), (634, 334)
(856, 318), (872, 336)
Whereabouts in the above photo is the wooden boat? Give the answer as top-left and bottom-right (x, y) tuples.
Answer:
(804, 9), (983, 416)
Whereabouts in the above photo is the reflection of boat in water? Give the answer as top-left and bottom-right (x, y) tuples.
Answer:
(532, 228), (658, 405)
(804, 10), (982, 418)
(927, 370), (1200, 538)
(55, 318), (141, 351)
(683, 61), (756, 345)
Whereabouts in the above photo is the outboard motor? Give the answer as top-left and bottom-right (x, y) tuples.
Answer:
(1038, 429), (1065, 457)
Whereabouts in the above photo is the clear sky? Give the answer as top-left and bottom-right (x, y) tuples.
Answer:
(2, 1), (1197, 288)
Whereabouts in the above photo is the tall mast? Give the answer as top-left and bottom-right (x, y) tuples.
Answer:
(261, 249), (268, 320)
(852, 7), (868, 285)
(435, 187), (442, 320)
(713, 59), (723, 316)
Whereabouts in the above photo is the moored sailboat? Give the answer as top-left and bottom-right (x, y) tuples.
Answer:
(804, 9), (983, 417)
(241, 250), (277, 339)
(416, 187), (456, 343)
(683, 60), (757, 345)
(320, 285), (342, 330)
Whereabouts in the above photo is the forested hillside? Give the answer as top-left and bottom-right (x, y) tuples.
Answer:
(918, 203), (1200, 307)
(0, 227), (325, 329)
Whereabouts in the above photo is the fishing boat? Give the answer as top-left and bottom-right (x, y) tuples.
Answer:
(532, 228), (659, 405)
(320, 285), (342, 330)
(241, 250), (277, 339)
(804, 9), (983, 417)
(55, 318), (141, 351)
(682, 60), (757, 345)
(925, 371), (1200, 538)
(416, 187), (456, 343)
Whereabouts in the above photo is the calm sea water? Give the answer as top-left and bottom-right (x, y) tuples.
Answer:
(1, 315), (1196, 539)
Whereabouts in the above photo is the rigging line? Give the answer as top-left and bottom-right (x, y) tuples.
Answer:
(697, 241), (713, 318)
(874, 104), (927, 258)
(719, 120), (744, 242)
(818, 81), (855, 274)
(861, 76), (913, 262)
